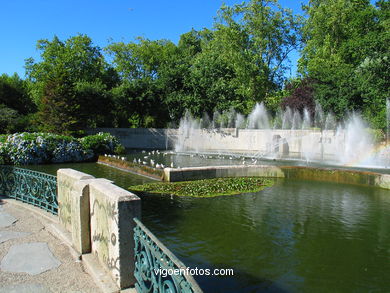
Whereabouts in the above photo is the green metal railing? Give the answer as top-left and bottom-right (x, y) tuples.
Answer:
(0, 166), (58, 214)
(133, 218), (203, 293)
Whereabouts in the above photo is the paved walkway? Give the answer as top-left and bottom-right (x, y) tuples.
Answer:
(0, 198), (101, 293)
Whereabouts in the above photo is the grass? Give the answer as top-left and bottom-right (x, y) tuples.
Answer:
(129, 177), (274, 197)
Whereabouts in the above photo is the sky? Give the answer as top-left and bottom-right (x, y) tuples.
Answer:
(0, 0), (306, 78)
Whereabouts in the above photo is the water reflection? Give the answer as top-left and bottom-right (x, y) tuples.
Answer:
(25, 163), (390, 292)
(140, 180), (390, 292)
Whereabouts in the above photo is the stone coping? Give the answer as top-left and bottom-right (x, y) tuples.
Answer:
(163, 165), (390, 190)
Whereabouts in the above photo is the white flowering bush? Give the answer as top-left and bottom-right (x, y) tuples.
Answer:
(0, 132), (121, 165)
(79, 132), (122, 155)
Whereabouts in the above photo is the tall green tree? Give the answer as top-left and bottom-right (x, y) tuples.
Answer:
(107, 38), (179, 127)
(39, 67), (80, 135)
(0, 73), (34, 114)
(26, 34), (117, 133)
(183, 0), (303, 116)
(299, 0), (389, 128)
(0, 73), (36, 133)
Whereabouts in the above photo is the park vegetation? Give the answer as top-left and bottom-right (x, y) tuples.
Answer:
(0, 0), (388, 135)
(0, 132), (122, 165)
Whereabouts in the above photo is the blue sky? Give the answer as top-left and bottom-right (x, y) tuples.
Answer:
(0, 0), (306, 78)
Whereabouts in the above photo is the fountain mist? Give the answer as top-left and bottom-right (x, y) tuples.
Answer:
(175, 102), (389, 168)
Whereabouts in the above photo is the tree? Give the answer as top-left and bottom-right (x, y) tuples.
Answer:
(106, 1), (302, 124)
(39, 68), (81, 135)
(0, 105), (20, 133)
(299, 0), (389, 128)
(182, 0), (303, 116)
(0, 73), (35, 114)
(107, 38), (179, 127)
(281, 78), (316, 117)
(25, 34), (118, 132)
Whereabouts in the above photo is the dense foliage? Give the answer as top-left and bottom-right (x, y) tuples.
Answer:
(1, 0), (388, 133)
(0, 132), (121, 165)
(129, 177), (274, 197)
(299, 0), (389, 128)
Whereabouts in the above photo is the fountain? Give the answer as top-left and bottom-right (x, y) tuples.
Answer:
(175, 102), (390, 169)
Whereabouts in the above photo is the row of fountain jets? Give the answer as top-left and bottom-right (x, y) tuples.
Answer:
(174, 99), (390, 168)
(179, 100), (389, 132)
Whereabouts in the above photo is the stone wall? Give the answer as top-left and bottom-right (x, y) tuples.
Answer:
(163, 165), (285, 182)
(57, 168), (141, 289)
(175, 128), (342, 160)
(87, 128), (177, 149)
(163, 165), (390, 190)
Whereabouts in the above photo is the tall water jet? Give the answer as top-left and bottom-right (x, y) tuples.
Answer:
(175, 111), (194, 152)
(314, 101), (325, 129)
(282, 107), (293, 129)
(336, 113), (373, 166)
(200, 112), (211, 129)
(324, 112), (336, 130)
(224, 108), (237, 128)
(212, 111), (222, 128)
(235, 113), (246, 129)
(174, 102), (385, 168)
(302, 108), (311, 129)
(292, 111), (302, 129)
(247, 103), (270, 129)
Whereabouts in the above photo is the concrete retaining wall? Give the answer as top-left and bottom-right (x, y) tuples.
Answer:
(163, 165), (285, 182)
(57, 168), (141, 290)
(176, 128), (342, 160)
(87, 128), (177, 149)
(163, 165), (390, 190)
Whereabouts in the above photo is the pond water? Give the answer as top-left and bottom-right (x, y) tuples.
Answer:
(125, 150), (390, 174)
(26, 162), (390, 292)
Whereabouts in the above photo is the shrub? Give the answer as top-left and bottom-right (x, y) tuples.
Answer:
(79, 132), (121, 157)
(0, 132), (122, 165)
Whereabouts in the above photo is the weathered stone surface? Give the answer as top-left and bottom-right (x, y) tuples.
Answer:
(376, 173), (390, 189)
(57, 169), (94, 232)
(163, 164), (390, 190)
(0, 231), (30, 243)
(70, 178), (112, 254)
(89, 180), (141, 289)
(70, 180), (91, 254)
(87, 128), (177, 149)
(0, 283), (52, 293)
(1, 242), (61, 275)
(164, 165), (285, 182)
(0, 212), (17, 228)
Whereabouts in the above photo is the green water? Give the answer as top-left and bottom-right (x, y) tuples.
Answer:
(27, 163), (390, 292)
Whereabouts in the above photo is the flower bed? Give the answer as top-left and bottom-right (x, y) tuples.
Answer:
(0, 132), (122, 165)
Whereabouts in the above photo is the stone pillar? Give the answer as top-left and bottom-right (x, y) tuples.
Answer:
(57, 169), (94, 233)
(88, 180), (141, 289)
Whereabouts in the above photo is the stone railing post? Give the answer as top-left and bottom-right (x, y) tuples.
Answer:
(57, 169), (94, 253)
(88, 180), (141, 289)
(57, 168), (141, 289)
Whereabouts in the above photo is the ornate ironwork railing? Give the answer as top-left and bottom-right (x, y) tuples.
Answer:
(0, 166), (58, 214)
(133, 218), (203, 293)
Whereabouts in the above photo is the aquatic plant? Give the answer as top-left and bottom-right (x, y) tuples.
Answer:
(129, 177), (274, 197)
